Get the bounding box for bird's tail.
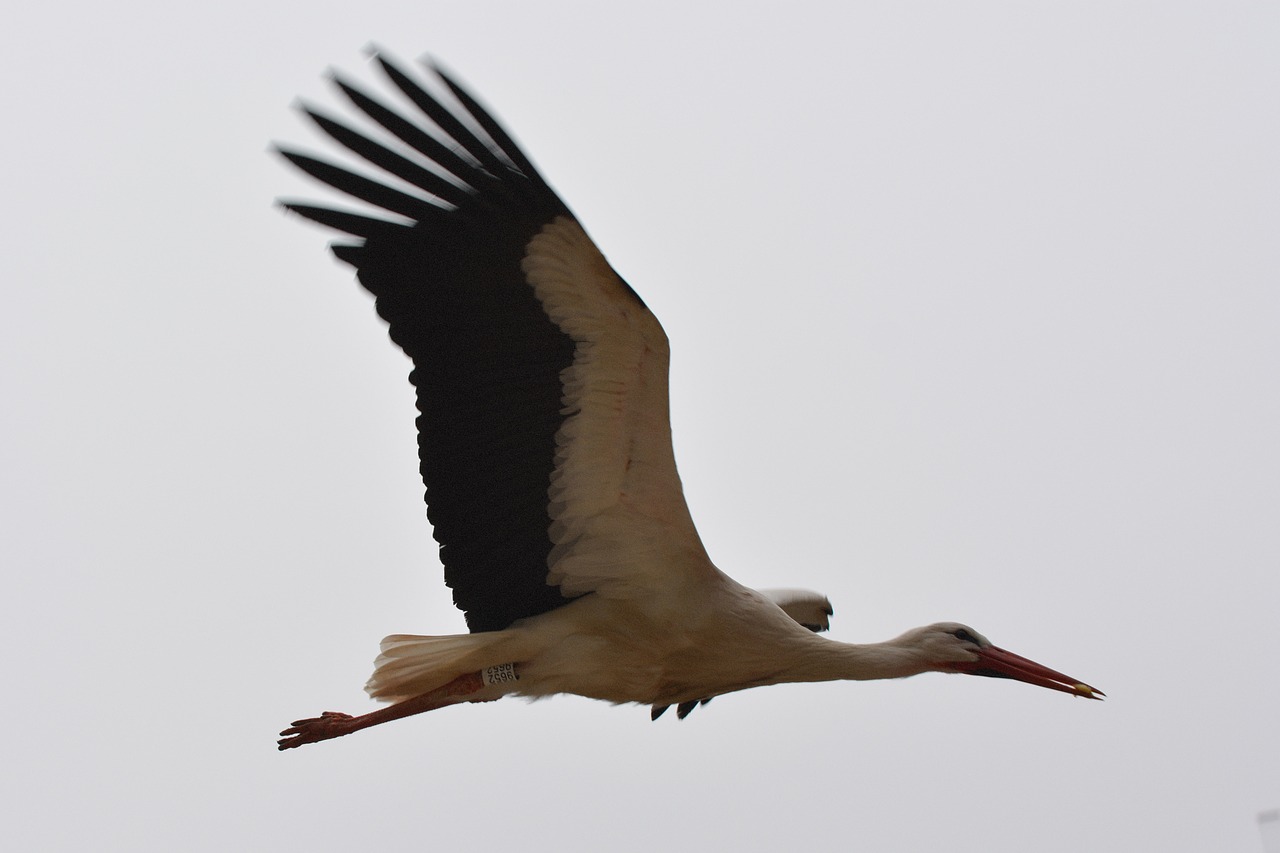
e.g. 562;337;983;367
365;633;508;702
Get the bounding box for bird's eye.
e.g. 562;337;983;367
952;628;979;644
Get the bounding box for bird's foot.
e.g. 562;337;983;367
277;671;494;752
277;711;355;751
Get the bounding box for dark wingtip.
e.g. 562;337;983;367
650;705;668;721
328;70;357;95
294;100;325;127
425;56;456;86
372;52;404;81
274;145;309;168
331;243;364;266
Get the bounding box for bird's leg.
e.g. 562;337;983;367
277;671;486;751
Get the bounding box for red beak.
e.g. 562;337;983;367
952;646;1104;699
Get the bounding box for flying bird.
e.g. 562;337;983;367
275;54;1102;751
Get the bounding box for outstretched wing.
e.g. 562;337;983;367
277;55;711;632
760;588;834;633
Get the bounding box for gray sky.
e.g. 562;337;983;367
3;2;1277;851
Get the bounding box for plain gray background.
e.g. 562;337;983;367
3;2;1277;851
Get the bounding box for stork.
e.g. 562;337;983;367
275;54;1102;751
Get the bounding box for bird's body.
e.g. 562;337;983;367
371;578;836;709
275;54;1100;750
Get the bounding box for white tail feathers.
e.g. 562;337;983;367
365;633;506;702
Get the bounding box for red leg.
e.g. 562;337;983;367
278;671;486;750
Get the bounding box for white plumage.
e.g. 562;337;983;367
275;54;1100;751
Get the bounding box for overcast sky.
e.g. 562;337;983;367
3;2;1277;851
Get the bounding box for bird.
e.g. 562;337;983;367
274;53;1102;751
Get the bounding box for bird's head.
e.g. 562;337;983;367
905;622;1103;699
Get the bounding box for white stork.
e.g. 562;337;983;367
275;55;1101;750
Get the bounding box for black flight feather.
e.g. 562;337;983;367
279;54;581;633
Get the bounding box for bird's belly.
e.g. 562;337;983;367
509;631;678;704
508;620;791;706
647;645;790;705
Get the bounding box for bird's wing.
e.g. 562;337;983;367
278;56;713;632
759;588;834;632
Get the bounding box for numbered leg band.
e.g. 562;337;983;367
482;663;518;686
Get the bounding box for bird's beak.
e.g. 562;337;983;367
952;646;1104;699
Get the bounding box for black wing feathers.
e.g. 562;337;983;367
277;203;396;239
299;106;472;207
377;58;510;176
280;55;579;633
280;150;435;220
433;65;551;191
331;75;481;183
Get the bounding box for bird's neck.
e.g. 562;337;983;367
785;635;930;684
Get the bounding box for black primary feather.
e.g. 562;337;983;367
278;55;582;633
